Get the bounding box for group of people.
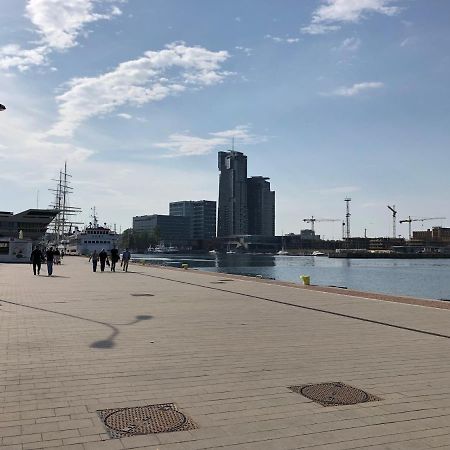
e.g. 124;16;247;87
89;248;131;273
30;246;132;276
29;246;60;276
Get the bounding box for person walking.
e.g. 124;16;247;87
30;246;43;275
46;247;55;276
110;247;119;272
122;248;131;272
99;248;108;272
89;250;99;272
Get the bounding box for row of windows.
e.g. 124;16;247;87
83;240;111;244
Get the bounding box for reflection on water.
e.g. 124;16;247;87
132;253;450;301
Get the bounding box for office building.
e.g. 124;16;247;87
217;151;248;237
133;214;190;245
170;200;216;240
247;176;275;236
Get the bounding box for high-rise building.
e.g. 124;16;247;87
247;176;275;236
218;151;248;237
169;200;216;240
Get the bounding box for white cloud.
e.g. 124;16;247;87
302;0;401;34
265;35;300;44
337;37;361;52
155;125;266;157
117;113;132;119
0;44;48;71
235;46;252;56
326;81;384;96
0;0;123;71
49;42;231;137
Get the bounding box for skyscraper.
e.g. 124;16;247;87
247;176;275;236
218;151;248;237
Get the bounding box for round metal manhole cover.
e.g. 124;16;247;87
103;404;188;436
297;382;371;406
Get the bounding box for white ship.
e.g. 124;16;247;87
66;209;118;256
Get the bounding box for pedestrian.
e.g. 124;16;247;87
30;246;43;275
89;250;98;272
99;248;108;272
46;247;55;276
110;246;119;272
122;248;131;272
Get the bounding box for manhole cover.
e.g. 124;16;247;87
289;382;380;407
130;293;154;297
98;403;197;438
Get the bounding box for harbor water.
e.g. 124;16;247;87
132;253;450;301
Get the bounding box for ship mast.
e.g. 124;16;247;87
49;162;82;244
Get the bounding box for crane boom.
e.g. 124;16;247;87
303;216;341;233
399;216;446;239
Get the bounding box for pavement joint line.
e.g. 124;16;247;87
133;271;450;341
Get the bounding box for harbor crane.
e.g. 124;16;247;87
303;216;341;233
387;205;398;238
399;216;446;240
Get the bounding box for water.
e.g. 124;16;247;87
132;253;450;301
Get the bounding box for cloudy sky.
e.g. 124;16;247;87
1;0;449;238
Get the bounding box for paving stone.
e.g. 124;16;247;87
1;258;450;449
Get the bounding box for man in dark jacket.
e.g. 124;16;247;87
110;247;119;272
46;247;55;276
99;249;108;272
30;246;43;275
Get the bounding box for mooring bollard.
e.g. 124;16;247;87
300;275;311;285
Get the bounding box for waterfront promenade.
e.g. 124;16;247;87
1;258;450;450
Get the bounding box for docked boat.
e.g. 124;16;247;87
311;251;326;256
65;213;118;256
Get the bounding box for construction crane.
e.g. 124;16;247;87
303;216;341;233
387;205;398;238
399;216;446;240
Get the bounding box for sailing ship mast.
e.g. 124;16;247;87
49;162;82;244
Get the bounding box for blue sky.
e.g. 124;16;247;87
1;0;449;238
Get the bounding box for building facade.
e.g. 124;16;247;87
218;151;248;237
133;214;190;245
169;200;216;240
0;209;58;241
247;176;275;236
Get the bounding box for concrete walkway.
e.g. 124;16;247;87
1;257;450;450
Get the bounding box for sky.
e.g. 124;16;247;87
1;0;449;238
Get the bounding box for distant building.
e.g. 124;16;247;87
413;227;450;244
0;209;58;241
170;200;216;240
218;151;248;237
218;150;276;238
247;177;275;236
133;214;190;245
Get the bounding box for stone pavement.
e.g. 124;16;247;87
1;257;450;450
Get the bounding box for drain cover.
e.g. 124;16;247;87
289;382;380;407
130;293;154;297
98;403;197;438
